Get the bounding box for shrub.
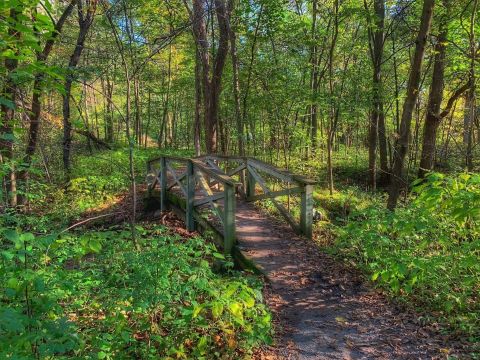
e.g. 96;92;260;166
332;173;480;340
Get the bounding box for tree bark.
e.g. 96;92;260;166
228;0;244;156
1;8;20;207
367;0;385;190
418;12;447;178
63;0;96;180
464;0;477;171
207;0;230;154
194;45;202;155
387;0;435;210
310;0;319;153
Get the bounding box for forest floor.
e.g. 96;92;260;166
233;202;472;360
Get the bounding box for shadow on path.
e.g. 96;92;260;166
235;201;468;360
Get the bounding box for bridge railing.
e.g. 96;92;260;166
196;155;316;238
147;155;239;254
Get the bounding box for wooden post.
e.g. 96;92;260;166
186;160;195;231
300;184;313;239
246;160;256;200
223;183;236;255
160;157;167;211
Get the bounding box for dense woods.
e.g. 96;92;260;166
1;0;479;358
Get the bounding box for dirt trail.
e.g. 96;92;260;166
235;201;468;359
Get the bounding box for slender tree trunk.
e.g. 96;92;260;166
378;102;389;185
387;0;435;210
464;0;477;171
104;73;114;142
228;0;244;156
367;0;385;190
327;0;339;195
194;45;202;155
418;11;447;178
63;0;96;180
310;0;319;153
241;4;263;155
1;8;19;207
134;77;141;145
144;88;151;148
191;0;212;152
159;41;173;148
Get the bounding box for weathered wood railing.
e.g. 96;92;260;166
147;154;316;254
147;155;239;254
196;155;316;238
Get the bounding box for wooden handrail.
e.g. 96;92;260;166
191;159;240;187
147;153;315;242
200;154;316;186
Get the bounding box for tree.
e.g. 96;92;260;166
1;7;20;207
388;0;435;210
228;0;244;156
63;0;97;179
418;0;471;178
18;0;77;205
188;0;230;153
366;0;386;190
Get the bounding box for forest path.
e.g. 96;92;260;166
235;201;462;359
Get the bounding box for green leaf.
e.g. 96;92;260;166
228;302;243;323
0;97;15;109
193;304;204;318
6;277;19;290
211;302;223;319
3;229;19;242
20;232;34;242
89;239;102;253
212;252;225;259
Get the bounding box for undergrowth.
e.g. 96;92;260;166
0;223;272;359
0;148;272;359
330;173;480;345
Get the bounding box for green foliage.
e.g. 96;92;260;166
332;173;480;340
0;224;272;359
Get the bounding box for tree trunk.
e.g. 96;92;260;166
367;0;385;190
310;0;319;153
206;0;230;154
134;77;141;145
194;45;202;155
0;8;19;207
418;13;447;178
228;0;244;156
326;0;339;195
378;102;389;185
464;0;477;171
104;73;114;142
191;0;212;152
387;0;435;210
63;0;96;180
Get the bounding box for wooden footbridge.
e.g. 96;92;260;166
146;155;316;257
